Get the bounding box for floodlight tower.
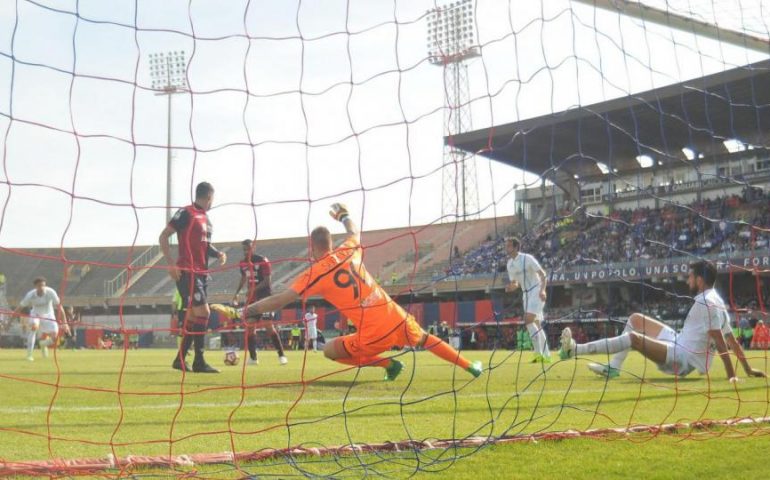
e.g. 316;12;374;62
148;51;188;225
426;0;480;220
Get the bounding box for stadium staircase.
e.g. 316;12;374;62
103;245;163;298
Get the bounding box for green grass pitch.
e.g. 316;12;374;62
1;347;769;478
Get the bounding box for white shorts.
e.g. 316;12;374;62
656;325;695;377
522;290;544;320
28;317;59;336
306;323;318;340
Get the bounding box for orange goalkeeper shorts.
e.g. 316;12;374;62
340;314;424;358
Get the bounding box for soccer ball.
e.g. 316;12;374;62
223;350;240;366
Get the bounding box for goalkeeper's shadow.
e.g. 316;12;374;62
305;379;383;388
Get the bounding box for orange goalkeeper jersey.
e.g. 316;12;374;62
290;235;408;335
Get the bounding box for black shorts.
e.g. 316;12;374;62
176;273;208;307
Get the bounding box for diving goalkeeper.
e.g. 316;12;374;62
241;204;483;380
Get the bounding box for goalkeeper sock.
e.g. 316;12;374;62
271;330;285;356
423;334;471;370
575;333;631;356
335;355;391;368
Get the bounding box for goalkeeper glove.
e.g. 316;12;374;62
329;203;350;223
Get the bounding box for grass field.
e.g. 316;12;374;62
1;347;769;478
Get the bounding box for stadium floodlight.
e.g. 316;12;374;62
426;0;479;66
426;0;480;219
149;50;187;92
148;51;188;225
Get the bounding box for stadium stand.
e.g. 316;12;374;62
0;218;512;303
442;188;770;278
0;246;143;300
360;216;514;283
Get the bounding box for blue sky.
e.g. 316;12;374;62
0;0;766;248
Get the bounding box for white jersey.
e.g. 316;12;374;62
677;288;732;374
20;287;60;321
304;312;318;338
506;253;543;294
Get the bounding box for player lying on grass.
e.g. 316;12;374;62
559;260;765;382
241;203;483;381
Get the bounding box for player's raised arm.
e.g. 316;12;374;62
330;203;359;242
243;289;299;319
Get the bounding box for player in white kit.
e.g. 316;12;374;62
12;277;67;361
505;237;551;363
304;305;319;352
559;261;765;382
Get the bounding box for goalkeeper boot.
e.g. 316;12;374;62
587;362;620;379
384;359;404;381
467;360;483;378
558;327;576;360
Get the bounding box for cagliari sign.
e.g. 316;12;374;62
547;255;770;285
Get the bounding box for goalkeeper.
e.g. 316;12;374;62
242;204;482;380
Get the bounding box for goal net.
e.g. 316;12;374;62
0;0;769;477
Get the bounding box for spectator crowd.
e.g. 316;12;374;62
445;188;770;279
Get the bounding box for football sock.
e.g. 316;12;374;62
192;317;208;363
576;333;631;356
179;334;193;358
26;331;36;357
271;330;285;357
247;333;258;361
610;323;634;369
526;322;548;356
423;334;471;370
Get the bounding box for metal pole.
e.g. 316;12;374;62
165;92;172;226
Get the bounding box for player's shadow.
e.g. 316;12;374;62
305;379;382;388
639;376;703;384
2;370;166;377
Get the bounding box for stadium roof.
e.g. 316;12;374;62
449;58;770;193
